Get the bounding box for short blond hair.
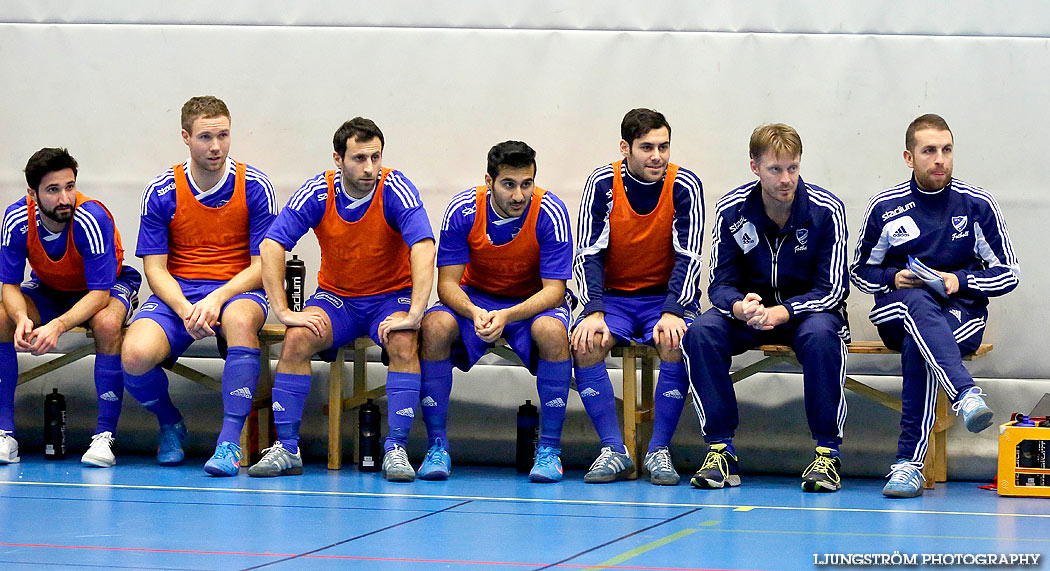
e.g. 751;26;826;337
749;123;802;162
181;96;230;133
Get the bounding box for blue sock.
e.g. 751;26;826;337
817;442;840;455
384;371;420;452
218;346;260;445
649;361;688;451
536;359;571;448
123;367;181;426
574;362;624;451
272;372;311;454
93;353;124;434
0;343;17;432
420;359;453;446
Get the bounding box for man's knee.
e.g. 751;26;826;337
281;326;324;363
121;335;162;376
220;303;264;344
420;312;457;359
532;317;569;360
385;330;419;366
90;309;126;352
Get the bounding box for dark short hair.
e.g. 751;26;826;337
620;108;671;147
333;117;385;157
25;147;78;191
181;96;230;133
906;114;952;152
486;141;537;180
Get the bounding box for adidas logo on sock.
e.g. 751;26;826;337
580;388;600;398
99;391;120;402
421;396;438;407
545;398;566;408
662;389;684;400
141;399;158;407
229;387;253;399
272;401;286;412
395;408;415;418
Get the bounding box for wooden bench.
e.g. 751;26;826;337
620;340;994;488
16;325;283;463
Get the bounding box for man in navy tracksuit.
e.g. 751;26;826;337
684;124;850;493
850;114;1019;498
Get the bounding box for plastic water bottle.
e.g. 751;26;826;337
516;400;539;472
44;388;66;460
285;255;306;312
359;399;381;472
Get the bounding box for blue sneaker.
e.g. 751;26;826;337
157;421;187;466
204;441;242;476
882;460;925;498
953;386;993;433
529;446;563;483
418;438;451;481
691;443;740;489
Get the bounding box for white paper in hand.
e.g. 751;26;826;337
907;256;948;298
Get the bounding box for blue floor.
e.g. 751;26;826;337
0;456;1047;570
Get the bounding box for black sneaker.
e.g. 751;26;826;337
690;443;740;489
801;446;841;493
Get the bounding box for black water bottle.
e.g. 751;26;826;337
285;254;306;312
359;399;382;472
516;400;539;472
44;388;66;460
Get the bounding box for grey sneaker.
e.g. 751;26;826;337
643;447;680;486
382;445;416;482
584;446;634;483
952;386;994;433
247;442;303;477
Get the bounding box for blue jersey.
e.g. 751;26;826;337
437;187;572;280
575;161;704;317
1;197;120;290
708;178;849;320
850;177;1019;305
137;156;277;258
265;169;433;250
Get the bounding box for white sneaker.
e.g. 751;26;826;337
0;430;20;464
81;432;116;467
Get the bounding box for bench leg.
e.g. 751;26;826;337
922;387;950;488
621;348;639;479
350;341;369;468
328;348;345;470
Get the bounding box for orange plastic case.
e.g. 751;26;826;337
997;421;1050;497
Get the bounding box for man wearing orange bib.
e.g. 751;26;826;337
573;109;705;485
122;96;277;473
251;118;435;481
0;148;141;466
418;141;574;482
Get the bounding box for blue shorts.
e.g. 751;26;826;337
131;277;268;360
306;287;412;362
427;286;571;374
573;293;697;346
22;265;142;325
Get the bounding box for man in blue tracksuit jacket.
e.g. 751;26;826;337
684;124;850;493
850;114;1019;498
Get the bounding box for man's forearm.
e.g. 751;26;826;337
407;240;436;319
143;260;192;316
501;281;565;324
52;289;110;330
1;283;30;322
260;239;289;314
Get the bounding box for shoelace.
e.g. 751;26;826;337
214;445;236;460
91;432;114;446
535;448;558;467
388;448;411;469
589;447;617;470
951;387;987;415
424;445;446;464
806;455;838;478
648;449;674;472
700;450;728;475
886;463;925;484
260;442;287;462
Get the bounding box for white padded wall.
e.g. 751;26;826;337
1;3;1047;381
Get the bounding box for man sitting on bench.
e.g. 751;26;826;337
252;118;435;481
121;96;277;474
0;148;141;467
418;141;573;482
850;114;1020;498
684;124;850;493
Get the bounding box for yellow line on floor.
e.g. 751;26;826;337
694;526;1050;543
587;528;698;570
1;479;1046;520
